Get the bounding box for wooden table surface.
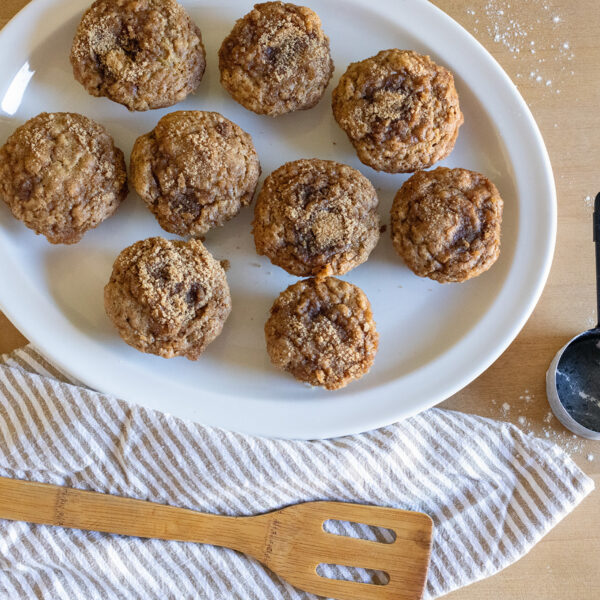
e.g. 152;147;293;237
1;0;598;598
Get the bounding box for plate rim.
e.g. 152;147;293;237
0;0;557;439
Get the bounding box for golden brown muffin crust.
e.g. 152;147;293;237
131;111;260;236
253;159;380;276
0;112;127;244
332;49;463;173
265;277;378;390
391;167;503;283
219;1;334;116
104;237;231;359
70;0;206;111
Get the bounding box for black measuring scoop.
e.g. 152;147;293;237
546;192;600;439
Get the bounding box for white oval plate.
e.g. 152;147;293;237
0;0;555;439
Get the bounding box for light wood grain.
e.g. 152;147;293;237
0;0;26;28
0;312;26;352
0;476;433;600
0;1;598;599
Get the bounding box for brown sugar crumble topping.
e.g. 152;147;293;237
70;0;206;111
332;49;463;173
219;1;334;116
265;277;378;390
391;167;503;283
131;111;260;236
253;159;380;277
0;112;127;244
104;237;231;359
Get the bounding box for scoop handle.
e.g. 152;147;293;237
594;193;600;328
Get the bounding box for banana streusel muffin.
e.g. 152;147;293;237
253;159;380;276
70;0;206;111
391;167;503;283
131;111;260;236
218;1;334;116
104;237;231;359
332;49;463;173
265;277;378;390
0;112;127;244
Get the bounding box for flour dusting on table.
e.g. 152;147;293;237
494;389;592;458
464;0;574;95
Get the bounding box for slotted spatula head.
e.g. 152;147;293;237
260;501;433;600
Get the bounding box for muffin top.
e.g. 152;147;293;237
391;167;503;283
332;49;463;173
253;159;380;276
219;1;334;116
70;0;206;111
104;237;231;359
0;112;127;244
131;111;260;236
265;277;378;389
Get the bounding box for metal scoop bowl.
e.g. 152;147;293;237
546;192;600;440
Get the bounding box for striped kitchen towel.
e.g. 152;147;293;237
0;346;594;600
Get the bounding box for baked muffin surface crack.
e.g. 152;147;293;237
265;277;378;389
104;237;231;359
391;167;503;283
0;112;127;244
332;49;463;173
70;0;206;111
219;1;334;116
253;159;380;276
131;111;260;236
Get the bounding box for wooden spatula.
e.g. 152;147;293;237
0;476;433;600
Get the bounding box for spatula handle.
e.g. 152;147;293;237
0;477;267;558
